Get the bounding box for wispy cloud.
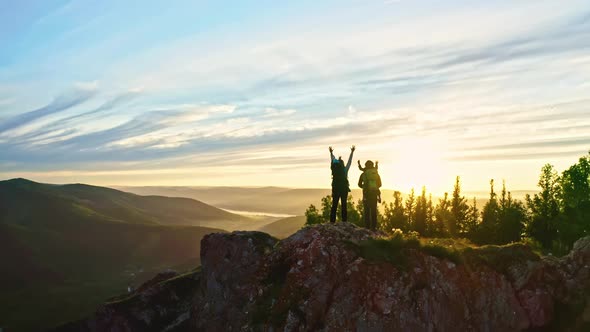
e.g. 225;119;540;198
1;1;590;189
263;108;297;118
0;86;97;135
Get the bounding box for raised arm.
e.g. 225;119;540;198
345;145;355;171
329;146;336;163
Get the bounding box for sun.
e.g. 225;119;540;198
382;136;451;193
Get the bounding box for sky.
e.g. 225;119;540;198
0;0;589;193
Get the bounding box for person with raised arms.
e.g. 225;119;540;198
329;145;355;223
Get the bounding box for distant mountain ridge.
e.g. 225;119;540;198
0;178;234;331
118;186;538;216
1;178;246;228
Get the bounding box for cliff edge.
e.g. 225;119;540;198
55;223;590;331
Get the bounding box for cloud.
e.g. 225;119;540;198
0;98;13;107
451;150;587;162
2;3;590;188
430;10;590;71
263;108;296;118
0;86;97;134
0;100;409;168
462;137;590;153
12;90;142;143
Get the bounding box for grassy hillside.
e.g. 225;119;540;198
1;178;249;229
0;178;226;331
257;215;306;239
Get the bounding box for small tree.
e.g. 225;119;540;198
526;164;561;249
412;187;428;235
496;181;527;244
479;179;500;244
560;152;590;210
451;176;469;237
308;194;363;225
434;192;451;237
560;152;590;244
320;195;332;222
426;193;435;236
381;191;406;233
346;195;362;226
464;197;479;240
405;188;416;231
305;204;323;225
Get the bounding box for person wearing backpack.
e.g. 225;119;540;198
358;160;382;230
358;160;381;203
329;145;355;223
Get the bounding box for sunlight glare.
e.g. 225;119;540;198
384;136;451;193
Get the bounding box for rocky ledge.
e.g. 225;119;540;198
55;223;590;331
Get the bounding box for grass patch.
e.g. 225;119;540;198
461;243;540;275
345;233;420;269
421;244;462;264
346;233;466;269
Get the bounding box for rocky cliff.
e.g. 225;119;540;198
55;223;590;331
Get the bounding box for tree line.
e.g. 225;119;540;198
306;151;590;254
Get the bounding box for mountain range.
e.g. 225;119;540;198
0;178;267;331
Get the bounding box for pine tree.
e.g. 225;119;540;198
426;193;435;236
526;164;562;249
464;197;479;239
405;188;416;231
450;176;469;237
479;179;500;244
497;181;526;244
413;186;428;235
434;192;451;237
381;191;406;232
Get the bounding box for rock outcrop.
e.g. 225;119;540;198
55;223;590;331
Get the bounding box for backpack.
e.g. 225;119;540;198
363;168;380;191
331;160;349;192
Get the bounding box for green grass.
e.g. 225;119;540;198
420;244;462;264
345;232;422;269
345;233;538;270
461;243;540;275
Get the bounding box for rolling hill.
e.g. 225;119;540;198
1;178;252;229
0;178;235;331
257;215;306;239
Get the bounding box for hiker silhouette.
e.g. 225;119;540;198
358;160;382;230
358;160;381;204
329;145;355;223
